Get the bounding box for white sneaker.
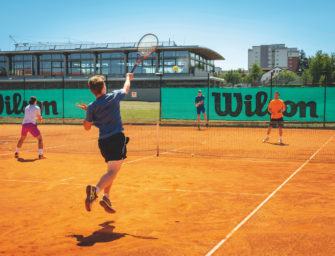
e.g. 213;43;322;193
279;138;283;144
262;137;269;143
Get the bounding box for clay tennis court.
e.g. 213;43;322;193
0;123;334;255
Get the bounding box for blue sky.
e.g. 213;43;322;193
1;0;334;70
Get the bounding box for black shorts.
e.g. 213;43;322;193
269;117;284;128
197;106;205;114
98;132;129;162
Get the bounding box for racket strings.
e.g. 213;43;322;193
137;35;158;56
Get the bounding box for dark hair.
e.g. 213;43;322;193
88;75;105;96
29;96;37;105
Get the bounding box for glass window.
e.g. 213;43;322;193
12;54;33;76
175;51;188;57
53;54;63;60
0;56;8;76
40;54;64;76
176;57;188;66
40;54;51;60
52;68;63;75
68;53;81;59
190;59;195;67
164;66;174;73
128;52;138;58
81;53;94;59
164;59;175;66
97;52;125;75
40;68;51;75
143;59;153;66
41;62;51;68
163;51;176;57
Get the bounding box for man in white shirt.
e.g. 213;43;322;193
15;96;46;159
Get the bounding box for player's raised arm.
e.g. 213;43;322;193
123;73;133;95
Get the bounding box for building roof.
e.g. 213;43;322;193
0;41;224;60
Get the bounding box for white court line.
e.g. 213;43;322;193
59;177;74;182
205;135;334;256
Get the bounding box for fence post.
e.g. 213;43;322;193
159;75;162;121
207;73;210;122
23;76;26;102
323;75;327;128
270;71;273;100
62;76;65;124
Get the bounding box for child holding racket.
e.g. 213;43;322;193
77;73;133;214
15;96;47;160
262;91;286;144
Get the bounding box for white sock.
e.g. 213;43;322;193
103;193;109;199
16;147;19;153
280;136;282;140
265;135;269;139
39;149;43;155
95;186;100;194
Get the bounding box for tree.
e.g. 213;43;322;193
296;50;309;75
242;74;254;84
249;63;263;84
223;70;242;85
277;70;297;85
236;68;247;77
308;51;334;84
301;70;313;85
319;74;326;86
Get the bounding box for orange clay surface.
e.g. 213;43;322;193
0;124;334;256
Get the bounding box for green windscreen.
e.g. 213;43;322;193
162;87;335;122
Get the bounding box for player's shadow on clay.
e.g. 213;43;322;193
17;157;39;162
266;142;289;146
68;221;158;247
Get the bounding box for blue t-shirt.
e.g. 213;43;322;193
195;96;205;108
85;89;125;140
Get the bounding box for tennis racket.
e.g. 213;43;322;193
195;100;204;107
130;33;159;74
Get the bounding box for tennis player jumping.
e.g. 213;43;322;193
263;91;286;144
15;96;47;159
77;73;133;214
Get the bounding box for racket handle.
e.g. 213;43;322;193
130;64;137;74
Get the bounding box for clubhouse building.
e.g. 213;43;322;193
0;40;225;101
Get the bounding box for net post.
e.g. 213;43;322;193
156;121;160;157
